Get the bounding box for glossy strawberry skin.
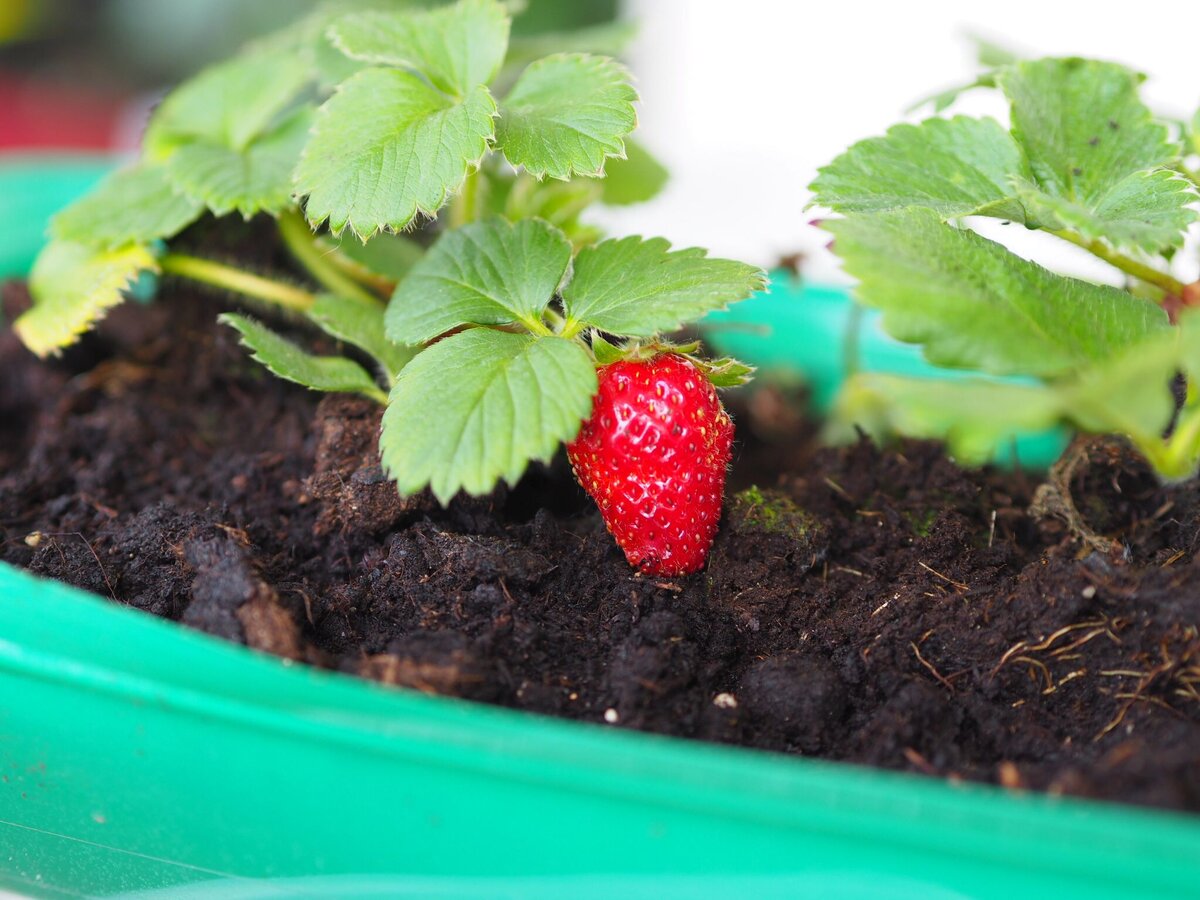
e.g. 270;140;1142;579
567;353;733;576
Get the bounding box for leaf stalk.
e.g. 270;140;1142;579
159;253;316;312
1048;229;1186;298
278;210;384;306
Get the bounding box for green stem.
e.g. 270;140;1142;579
448;169;482;228
321;249;398;297
518;315;553;337
159;253;315;312
278;210;383;306
1049;229;1185;298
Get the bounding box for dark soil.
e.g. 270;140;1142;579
3;261;1199;814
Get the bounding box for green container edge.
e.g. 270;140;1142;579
1;159;1197;898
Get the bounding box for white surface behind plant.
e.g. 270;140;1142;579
591;0;1200;286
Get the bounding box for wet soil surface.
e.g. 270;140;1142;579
2;272;1199;814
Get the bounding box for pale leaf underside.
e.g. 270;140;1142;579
825;210;1171;378
219;313;386;402
16;240;158;357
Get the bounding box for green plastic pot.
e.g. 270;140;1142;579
2;159;1198;898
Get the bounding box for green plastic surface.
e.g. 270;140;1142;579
2;160;1198;898
0;156;119;280
2;566;1199;898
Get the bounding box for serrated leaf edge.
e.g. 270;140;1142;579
498;52;639;183
293;69;499;241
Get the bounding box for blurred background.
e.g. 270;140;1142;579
1;0;1198;283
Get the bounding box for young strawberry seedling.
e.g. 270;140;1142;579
811;55;1200;479
16;0;764;576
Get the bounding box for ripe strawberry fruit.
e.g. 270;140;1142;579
567;353;734;576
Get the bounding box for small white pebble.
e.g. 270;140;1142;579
713;692;738;710
1081;585;1097;599
603;708;619;724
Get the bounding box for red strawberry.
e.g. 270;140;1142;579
567;353;734;576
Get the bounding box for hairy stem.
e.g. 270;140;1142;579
278;210;383;306
159;253;315;312
319;246;398;297
1049;229;1186;298
448;169;482;228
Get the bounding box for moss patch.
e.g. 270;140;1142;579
728;485;822;545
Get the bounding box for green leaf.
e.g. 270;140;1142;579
1062;325;1186;445
1191;105;1200;155
589;332;623;364
295;67;496;238
998;58;1192;252
971;35;1020;68
562;235;767;337
906;74;997;115
329;0;510;95
387;217;572;344
379;329;597;502
836;326;1187;470
824;210;1170;378
50;163;204;250
1014;169;1198;256
599;138;668;206
495;53;637;180
144;47;311;159
836;375;1063;464
700;357;755;388
164;107;315;219
218;313;387;403
15;241;157;357
1000;59;1174;202
809;116;1031;220
308;293;417;380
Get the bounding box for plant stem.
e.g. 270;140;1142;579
159;253;316;312
277;210;383;306
321;249;398;297
448;169;482;228
1049;229;1186;297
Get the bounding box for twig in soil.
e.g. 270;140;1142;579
902;747;938;775
917;561;969;591
988;510;997;549
911;638;957;692
1009;655;1054;692
39;532;117;601
1161;549;1187;567
990;617;1123;696
1094;646;1180;741
831;565;868;578
822;477;852;500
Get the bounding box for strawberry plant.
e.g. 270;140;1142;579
811;56;1200;479
15;0;764;576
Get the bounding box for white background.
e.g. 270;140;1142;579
593;0;1200;285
